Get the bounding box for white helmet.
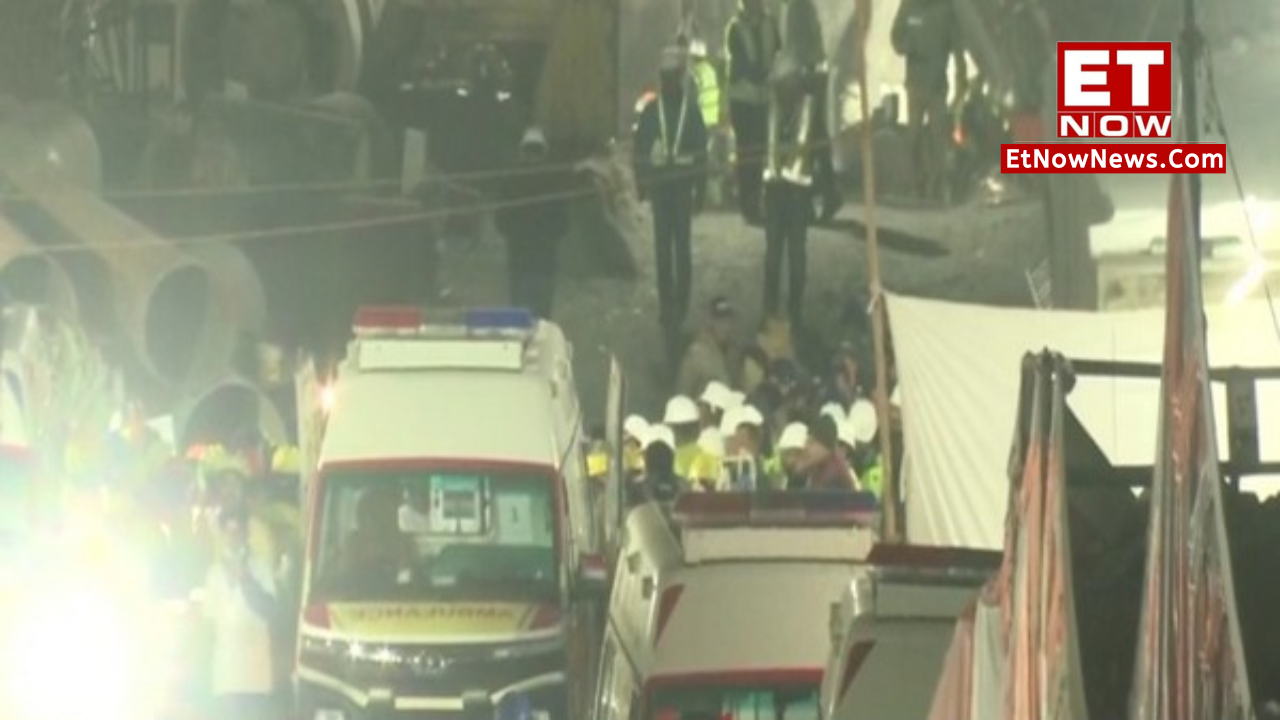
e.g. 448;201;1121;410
837;420;858;449
719;404;764;437
776;422;809;452
689;39;709;57
699;381;733;411
623;414;650;442
819;402;846;423
723;390;747;411
663;395;701;425
849;399;879;444
644;424;676;450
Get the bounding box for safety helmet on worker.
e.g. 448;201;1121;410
663;395;700;425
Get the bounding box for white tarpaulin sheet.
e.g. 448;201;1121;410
887;293;1280;549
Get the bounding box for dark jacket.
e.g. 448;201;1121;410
496;163;573;244
633;86;708;195
725;12;781;102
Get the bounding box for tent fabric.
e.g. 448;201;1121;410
924;354;1086;720
970;598;1005;720
1128;173;1253;719
886;293;1280;549
928;599;977;720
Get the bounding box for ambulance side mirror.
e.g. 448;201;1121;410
574;552;610;600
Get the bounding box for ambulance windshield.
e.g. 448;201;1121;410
311;467;559;603
649;685;820;720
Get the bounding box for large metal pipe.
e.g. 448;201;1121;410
0;214;79;318
176;375;289;450
0;105;261;389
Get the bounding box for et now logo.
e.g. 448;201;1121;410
1057;42;1173;139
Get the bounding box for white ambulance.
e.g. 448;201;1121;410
295;306;615;720
820;545;1000;720
593;491;879;720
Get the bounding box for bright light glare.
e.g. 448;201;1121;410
320;383;338;413
1226;258;1268;306
4;586;152;720
1243;194;1273;237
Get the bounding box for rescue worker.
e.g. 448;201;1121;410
778;0;842;219
641;426;683;504
766;421;809;489
634;46;708;348
204;505;280;720
496;126;573;319
891;0;968;202
623;414;650;480
725;0;780;224
804;415;858;490
663;395;703;479
677;296;738;397
825;341;866;407
686;37;727;209
697;379;734;428
762;53;816;331
721;404;766;490
848;399;883;499
690;426;726;491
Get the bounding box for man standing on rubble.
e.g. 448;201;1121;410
496;126;572;319
891;0;967;202
725;0;780;225
779;0;843;220
634;46;708;351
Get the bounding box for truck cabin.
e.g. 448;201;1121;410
822;544;1001;720
623;492;878;719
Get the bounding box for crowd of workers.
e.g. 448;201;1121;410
593;291;900;508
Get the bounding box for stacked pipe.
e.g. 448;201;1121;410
0;103;284;446
0;214;79;318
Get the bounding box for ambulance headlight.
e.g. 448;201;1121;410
3;583;152;720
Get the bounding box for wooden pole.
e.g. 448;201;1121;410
854;0;900;543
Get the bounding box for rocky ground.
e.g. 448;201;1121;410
432;193;1045;421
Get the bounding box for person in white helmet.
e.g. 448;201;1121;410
634;45;708;350
848;399;882;499
496;125;572;319
640;425;682;504
721;404;766;490
690;426;727;491
622;414;650;479
766;420;808;489
662;395;703;478
697;380;733;428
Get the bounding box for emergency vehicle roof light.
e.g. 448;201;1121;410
672;491;879;528
352;306;536;338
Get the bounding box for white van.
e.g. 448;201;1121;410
294;306;615;720
594;491;879;720
820;545;1000;720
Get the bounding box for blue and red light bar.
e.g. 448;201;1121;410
352;305;536;336
672;491;880;528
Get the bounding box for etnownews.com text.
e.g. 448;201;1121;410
1000;143;1227;174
